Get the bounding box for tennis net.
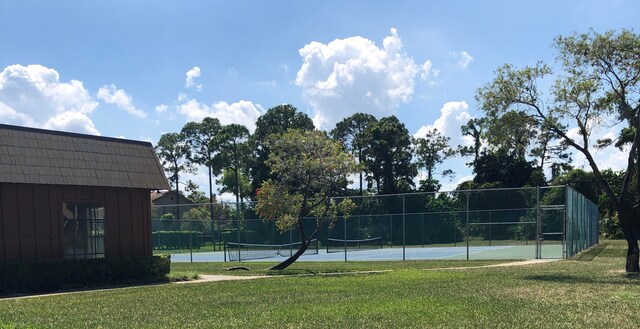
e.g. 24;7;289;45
226;239;319;261
326;237;383;253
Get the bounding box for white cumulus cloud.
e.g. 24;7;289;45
43;111;100;135
420;60;440;83
185;66;202;91
296;28;421;129
448;51;474;69
0;64;100;135
413;101;472;148
178;99;263;133
97;84;147;118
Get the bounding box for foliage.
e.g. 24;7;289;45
459;117;488;165
183;180;208;204
477;29;640;271
159;212;175;220
217;168;252;201
478;29;640;272
256;129;358;269
413;128;455;192
152;231;204;250
486;110;538;159
530;125;572;177
362;115;417;194
249;104;315;196
217;123;251;203
330;113;378;194
181;117;223;204
155;132;193;193
472;149;536;188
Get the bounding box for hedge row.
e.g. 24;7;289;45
152;231;203;249
0;255;170;294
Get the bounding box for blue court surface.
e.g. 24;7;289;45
169;244;563;262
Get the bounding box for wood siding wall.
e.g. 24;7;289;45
0;183;151;263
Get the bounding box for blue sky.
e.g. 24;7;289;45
1;0;638;195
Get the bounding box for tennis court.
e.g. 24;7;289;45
169;243;564;262
154;186;598;263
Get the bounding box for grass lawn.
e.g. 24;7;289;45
1;240;638;328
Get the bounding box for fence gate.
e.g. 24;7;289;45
537;204;566;259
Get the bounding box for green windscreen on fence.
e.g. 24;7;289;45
151;185;599;262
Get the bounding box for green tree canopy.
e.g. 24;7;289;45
181;117;223;220
363;115;416;194
485;110;538;160
249;104;315;197
459;117;488;165
330;113;377;194
413;128;455;192
217;123;251;205
476;29;640;272
256;129;357;270
155;132;194;220
472;149;536;188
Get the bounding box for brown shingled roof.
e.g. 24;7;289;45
0;124;170;190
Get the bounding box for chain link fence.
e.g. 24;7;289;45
151;185;598;262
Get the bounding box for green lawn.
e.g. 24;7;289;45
1;240;638;328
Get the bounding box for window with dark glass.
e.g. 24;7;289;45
62;202;105;259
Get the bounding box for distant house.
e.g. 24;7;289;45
150;190;195;220
0;124;169;263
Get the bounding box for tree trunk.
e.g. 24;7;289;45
619;207;640;273
269;240;311;270
626;236;639;273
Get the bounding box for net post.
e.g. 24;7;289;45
224;241;227;262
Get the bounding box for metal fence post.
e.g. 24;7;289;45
488;211;492;247
236;217;241;262
344;215;347;262
536;186;541;259
466;191;469;261
563;186;568;259
402;195;406;261
421;213;425;247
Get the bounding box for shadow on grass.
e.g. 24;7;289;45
574;243;607;261
524;273;639;285
266;269;318;276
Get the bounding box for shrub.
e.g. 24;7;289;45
0;255;170;294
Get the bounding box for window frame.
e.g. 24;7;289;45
61;201;106;260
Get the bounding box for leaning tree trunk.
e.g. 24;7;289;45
270;214;318;270
269;239;312;270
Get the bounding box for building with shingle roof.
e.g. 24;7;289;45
0;124;169;263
